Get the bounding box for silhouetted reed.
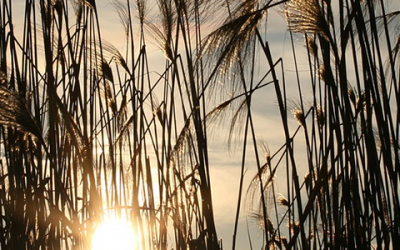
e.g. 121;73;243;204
0;0;398;249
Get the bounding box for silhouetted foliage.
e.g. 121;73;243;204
0;0;398;249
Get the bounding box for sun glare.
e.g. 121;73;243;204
91;218;137;250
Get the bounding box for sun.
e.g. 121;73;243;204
91;218;137;250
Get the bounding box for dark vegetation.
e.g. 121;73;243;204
0;0;399;249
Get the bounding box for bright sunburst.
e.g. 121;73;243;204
91;218;137;250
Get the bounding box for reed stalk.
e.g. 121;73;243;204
0;0;398;249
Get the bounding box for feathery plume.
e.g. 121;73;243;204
315;105;325;128
285;0;331;41
0;74;42;141
291;107;305;126
277;194;290;207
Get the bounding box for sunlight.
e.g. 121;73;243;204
91;218;137;250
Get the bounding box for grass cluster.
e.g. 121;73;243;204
0;0;398;249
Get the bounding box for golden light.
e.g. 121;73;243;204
91;218;137;250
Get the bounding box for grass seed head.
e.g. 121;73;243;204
348;87;356;105
291;108;305;126
277;194;290;207
285;0;331;41
0;80;42;141
305;35;318;57
315;105;325;128
287;221;300;233
318;64;326;82
304;171;312;188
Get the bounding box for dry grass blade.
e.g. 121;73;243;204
200;6;265;87
101;40;131;74
172;117;193;155
277;193;290;207
227;99;247;149
0;78;42;141
205;99;233;130
112;0;131;37
247;163;277;195
284;0;331;41
114;114;135;144
101;59;114;83
135;0;146;24
144;20;174;62
249;212;274;235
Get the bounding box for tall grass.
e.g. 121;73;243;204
0;0;221;249
0;0;399;249
232;0;400;249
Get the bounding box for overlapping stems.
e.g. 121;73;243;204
0;0;399;249
236;0;400;249
0;0;220;249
